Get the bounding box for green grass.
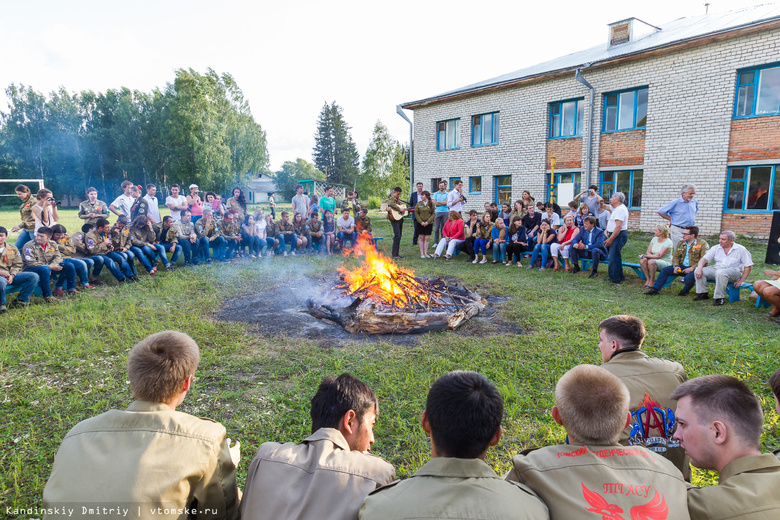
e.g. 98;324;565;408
1;209;779;510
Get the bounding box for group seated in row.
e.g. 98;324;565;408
40;316;780;519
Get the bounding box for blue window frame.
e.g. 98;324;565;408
724;165;779;211
603;87;648;132
469;176;482;194
449;177;461;190
436;119;460;150
494;175;512;204
546;173;582;205
549;99;583;138
600;170;643;209
471;112;499;146
734;64;780;118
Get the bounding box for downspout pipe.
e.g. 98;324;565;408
396;105;414;195
575;68;595;189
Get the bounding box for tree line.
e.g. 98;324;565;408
0;68;269;203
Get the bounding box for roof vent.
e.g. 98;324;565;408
608;17;661;47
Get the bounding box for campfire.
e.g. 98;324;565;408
306;235;486;334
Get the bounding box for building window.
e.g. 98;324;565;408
549;99;583;138
601;170;643;209
436;119;460;150
603;87;648;132
449;177;461;190
547;173;582;205
471;112;499;146
494;175;512;205
469;176;482;194
725;165;779;211
432;178;443;192
735;64;780;117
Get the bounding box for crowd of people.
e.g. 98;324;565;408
38;316;780;519
0;182;373;312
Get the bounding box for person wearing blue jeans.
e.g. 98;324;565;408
50;225;96;291
175;210;201;265
21;227;65;301
154;217;182;270
276;212;297;256
195;208;222;263
527;221;557;271
491;219;507;264
85;219;129;282
604;192;630;284
109;217;140;280
0;227;40;311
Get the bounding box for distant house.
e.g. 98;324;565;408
400;5;780;237
246;173;278;203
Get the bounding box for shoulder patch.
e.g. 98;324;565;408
628;393;680;454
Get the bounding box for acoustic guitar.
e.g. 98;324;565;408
387;202;409;222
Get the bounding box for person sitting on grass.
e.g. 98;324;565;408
240;374;395;520
491;217;507;264
0;226;39;312
42;331;242;519
71;224;103;285
431;211;465;260
527;220;557;271
175;209;201;265
293;212;310;253
505;364;690;520
110;216;145;278
550;214;579;271
506;217;528;268
644;225;708;297
155;216;182;270
22;226;67;302
472;212;493;264
51;224;96;294
639;224;673;289
361;371;550;520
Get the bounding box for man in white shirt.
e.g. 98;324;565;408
604;192;629;284
693;230;753;306
336;208;357;250
109;180;135;218
166;184;188;221
291;184;310;219
446;180;466;214
144;183;161;224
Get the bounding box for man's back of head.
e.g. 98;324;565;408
554;364;630;445
310;373;377;432
599;315;645;351
128;330;200;406
425;370;503;458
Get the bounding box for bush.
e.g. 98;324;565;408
368;196;381;209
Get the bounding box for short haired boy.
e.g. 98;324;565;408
43;331;241;519
361;371;549;520
0;226;39;311
241;373;395;520
506;365;690;520
21;226;67;302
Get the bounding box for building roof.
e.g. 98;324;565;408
246;173;277;192
402;4;780;109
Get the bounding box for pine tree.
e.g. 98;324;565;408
312;102;359;185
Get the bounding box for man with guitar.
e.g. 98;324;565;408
386;186;408;259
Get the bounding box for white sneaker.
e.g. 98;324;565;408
479;258;487;264
283;251;288;257
291;251;296;256
421;254;426;259
472;257;478;264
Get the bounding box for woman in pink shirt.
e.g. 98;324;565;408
187;184;204;223
431;211;465;259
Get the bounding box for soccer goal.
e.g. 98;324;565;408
0;178;46;197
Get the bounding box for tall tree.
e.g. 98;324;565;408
273;158;324;200
360;121;410;199
312;102;359;186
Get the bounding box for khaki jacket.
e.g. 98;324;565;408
240;428;395;520
110;225;133;251
687;454;780;520
293;222;309;237
71;231;90;258
0;244;24;276
414;202;435;226
174;220;197;240
21;240;62;268
77;200;110;225
197;219;222;241
308;219;323;236
340;199;361;217
129;224;156;248
55;235;77;259
671;238;709;267
356;216;372;233
475;223;493;240
277;220;295;235
219;219;241;239
361;457;549;520
602;349;690;479
42;401;240;520
154;223;178;245
18;195;36;231
506;444;690;520
84;230;112;256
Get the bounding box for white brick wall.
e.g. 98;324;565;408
409;28;780;236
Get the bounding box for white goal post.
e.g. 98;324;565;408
0;178;46;196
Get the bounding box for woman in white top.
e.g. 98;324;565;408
639;224;673;288
32;188;59;234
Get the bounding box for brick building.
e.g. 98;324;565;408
400;5;780;237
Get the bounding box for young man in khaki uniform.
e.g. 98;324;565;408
671;375;780;519
240;374;395;520
506;365;690;520
85;218;130;282
43;331;241;519
597;315;690;479
0;226;39;311
21;227;66;302
360;371;549;520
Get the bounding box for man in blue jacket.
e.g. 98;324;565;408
570;216;607;278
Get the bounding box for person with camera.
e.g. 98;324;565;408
31;188;59;235
644;225;709;296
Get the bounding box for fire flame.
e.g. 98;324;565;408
338;233;430;306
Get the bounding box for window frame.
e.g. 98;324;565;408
494;175;512;205
723;164;779;212
546;172;582;205
733;63;780;119
548;98;584;139
469;176;482;194
600;170;643;210
602;87;649;133
436;118;461;151
449;177;461;190
471;112;500;147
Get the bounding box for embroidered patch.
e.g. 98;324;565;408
582;483;668;520
627;393;680;454
24;248;32;255
87;239;95;247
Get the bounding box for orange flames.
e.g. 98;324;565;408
338;233;429;306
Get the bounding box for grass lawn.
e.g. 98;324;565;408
1;208;779;510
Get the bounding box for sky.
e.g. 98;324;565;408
0;0;770;172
